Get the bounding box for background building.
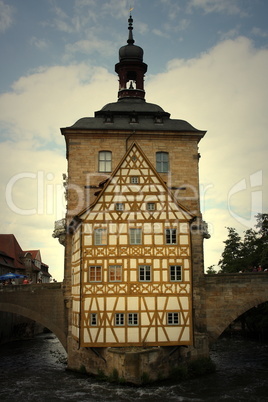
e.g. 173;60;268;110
0;234;51;283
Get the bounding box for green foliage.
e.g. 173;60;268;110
218;227;243;272
140;372;151;384
79;364;87;374
218;213;268;272
96;369;107;381
108;368;126;384
206;265;218;274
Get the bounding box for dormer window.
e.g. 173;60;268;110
130;114;138;123
154;115;163;124
104;114;113;123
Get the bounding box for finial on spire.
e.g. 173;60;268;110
127;9;134;45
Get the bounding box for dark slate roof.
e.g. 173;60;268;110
66;98;205;134
98;98;167;114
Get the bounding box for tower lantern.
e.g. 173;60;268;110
115;14;147;100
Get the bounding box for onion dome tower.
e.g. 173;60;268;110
115;13;147;100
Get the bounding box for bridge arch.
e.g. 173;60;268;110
0;302;67;350
205;273;268;342
0;283;67;350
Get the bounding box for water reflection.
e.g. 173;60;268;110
0;334;268;401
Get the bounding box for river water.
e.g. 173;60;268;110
0;333;268;402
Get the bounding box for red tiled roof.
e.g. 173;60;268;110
0;235;50;277
23;249;41;260
0;234;25;269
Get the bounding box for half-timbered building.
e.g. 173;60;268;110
61;14;209;382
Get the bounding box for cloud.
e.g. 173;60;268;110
0;140;66;281
0;0;15;32
49;3;97;34
152;29;169;38
0;64;116;144
65;37;115;57
187;0;245;16
1;32;267;279
218;28;240;41
30;37;49;50
146;36;268;268
0;62;116;281
251;27;268;38
101;0;130;19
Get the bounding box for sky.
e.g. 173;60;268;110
0;0;267;281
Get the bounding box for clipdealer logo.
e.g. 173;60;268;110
227;170;263;228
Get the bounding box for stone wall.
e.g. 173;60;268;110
0;283;67;350
205;273;268;341
67;334;209;384
65;132;202;220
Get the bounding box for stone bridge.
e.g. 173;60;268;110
0;274;268;348
204;272;268;341
0;282;68;350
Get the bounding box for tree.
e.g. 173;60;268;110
255;213;268;269
255;213;268;241
241;228;259;269
218;213;268;273
218;227;244;273
206;265;217;274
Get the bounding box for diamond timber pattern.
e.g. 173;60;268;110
71;143;194;347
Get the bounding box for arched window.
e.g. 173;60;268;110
156;151;169;173
99;151;112;172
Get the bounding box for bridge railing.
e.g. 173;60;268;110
0;282;63;293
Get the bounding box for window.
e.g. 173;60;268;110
170;265;182;281
94;228;107;245
115;203;124;211
99;151;112;172
89;266;102;282
166;228;177;244
139;265;151;282
167;312;180;325
128;313;138;326
156;152;169;173
129;228;142;245
109;265;122;282
90;313;98;326
130;176;139;184
115;313;124;326
147;202;155;211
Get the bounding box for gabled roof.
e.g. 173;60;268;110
0;235;49;274
77;142;194;222
23;249;41;261
0;234;25;269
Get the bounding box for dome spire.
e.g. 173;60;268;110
127;13;134;45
